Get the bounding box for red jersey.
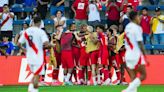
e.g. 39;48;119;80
107;2;120;20
72;0;88;20
60;33;74;51
99;32;108;49
140;15;151;34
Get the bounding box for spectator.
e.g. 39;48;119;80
151;7;164;44
54;10;67;31
0;36;15;56
14;22;29;44
0;4;14;41
37;0;50;19
140;7;152;44
0;0;9;12
119;5;133;30
14;22;29;56
72;0;89;31
29;10;45;29
106;0;121;28
50;0;65;19
88;0;102;28
149;0;159;5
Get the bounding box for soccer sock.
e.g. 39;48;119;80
28;83;34;92
88;70;92;81
64;75;67;82
109;71;112;79
52;69;59;80
33;88;39;92
116;70;121;80
66;73;72;82
103;69;110;81
122;76;126;82
97;74;101;84
92;76;97;85
73;69;78;82
127;78;141;91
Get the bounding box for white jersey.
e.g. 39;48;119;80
18;27;49;65
124;22;145;69
88;4;101;22
0;12;14;31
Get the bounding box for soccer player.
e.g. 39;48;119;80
85;26;100;85
96;25;111;85
108;25;121;85
71;23;80;84
122;11;147;92
74;24;92;85
56;23;75;85
17;17;53;92
51;25;63;86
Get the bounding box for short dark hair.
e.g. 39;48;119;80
69;23;76;30
142;7;148;11
55;10;63;16
96;24;105;31
127;5;133;9
129;11;138;21
33;17;41;24
3;4;8;7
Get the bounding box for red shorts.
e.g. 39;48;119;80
109;55;120;68
90;50;99;65
61;50;74;69
55;52;61;66
79;48;90;66
100;50;109;65
119;50;125;64
72;46;80;66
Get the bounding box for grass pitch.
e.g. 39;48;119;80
0;85;164;92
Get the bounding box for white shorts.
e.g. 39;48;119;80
29;64;45;75
125;53;146;70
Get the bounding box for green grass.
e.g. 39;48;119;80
0;85;164;92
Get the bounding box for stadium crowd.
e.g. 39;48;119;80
0;0;164;86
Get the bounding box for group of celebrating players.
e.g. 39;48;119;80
17;10;147;92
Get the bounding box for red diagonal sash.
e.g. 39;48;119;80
24;32;38;54
124;33;134;50
0;15;10;27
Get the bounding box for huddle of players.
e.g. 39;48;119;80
51;22;127;86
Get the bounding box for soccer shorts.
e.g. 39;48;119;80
79;48;90;66
72;46;80;66
29;64;45;75
125;54;146;70
61;50;74;69
90;50;99;65
109;55;120;68
100;50;109;65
